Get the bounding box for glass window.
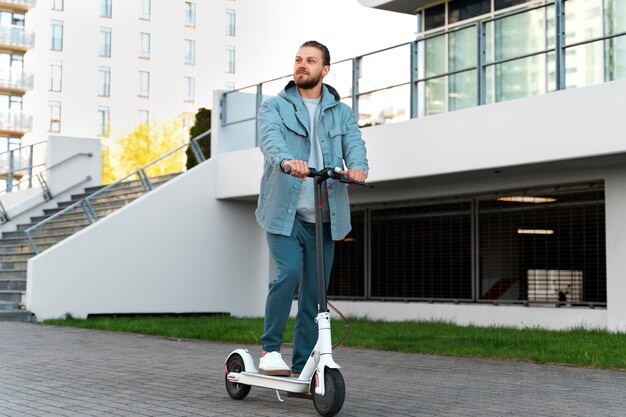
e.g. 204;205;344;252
100;0;112;18
50;62;62;92
449;0;490;24
184;76;194;101
226;9;236;36
140;0;151;19
99;27;111;57
97;106;110;137
12;13;24;26
98;66;110;97
224;81;235;90
225;45;235;73
52;0;64;11
51;20;63;51
139;71;149;97
0;54;23;86
424;4;445;31
139;109;149;125
140;32;150;58
49;101;61;133
495;0;532;11
184;39;195;64
185;2;196;27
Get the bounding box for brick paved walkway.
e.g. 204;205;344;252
1;322;624;416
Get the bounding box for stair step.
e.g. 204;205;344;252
0;252;34;262
29;206;122;224
0;270;26;279
57;189;148;209
4;224;87;239
0;290;24;303
43;199;130;217
0;309;34;322
0;300;20;311
0;278;26;291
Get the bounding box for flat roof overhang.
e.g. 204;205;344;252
358;0;435;14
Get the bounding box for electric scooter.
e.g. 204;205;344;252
224;167;369;417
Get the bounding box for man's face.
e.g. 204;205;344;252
293;46;329;90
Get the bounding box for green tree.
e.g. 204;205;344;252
185;107;211;170
102;119;184;184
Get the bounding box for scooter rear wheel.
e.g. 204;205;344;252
225;353;251;400
312;368;345;417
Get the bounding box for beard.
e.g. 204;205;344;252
294;71;323;90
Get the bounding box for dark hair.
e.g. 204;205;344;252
300;40;331;66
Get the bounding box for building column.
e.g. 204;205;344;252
605;164;626;331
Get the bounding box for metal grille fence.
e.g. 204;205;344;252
328;185;606;307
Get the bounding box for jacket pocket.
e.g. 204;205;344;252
281;115;307;137
329;125;346;163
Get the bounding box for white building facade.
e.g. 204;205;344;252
21;0;238;148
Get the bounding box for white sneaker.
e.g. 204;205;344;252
258;351;291;376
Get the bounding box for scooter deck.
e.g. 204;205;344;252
227;371;310;393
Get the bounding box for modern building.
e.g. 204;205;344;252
10;0;237;172
0;0;35;191
211;0;626;331
25;0;626;333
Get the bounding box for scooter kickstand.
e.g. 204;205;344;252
275;390;284;402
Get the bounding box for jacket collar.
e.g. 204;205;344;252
280;80;341;111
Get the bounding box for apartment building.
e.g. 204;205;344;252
20;0;237;149
0;0;35;190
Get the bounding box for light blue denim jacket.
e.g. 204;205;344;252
255;81;368;240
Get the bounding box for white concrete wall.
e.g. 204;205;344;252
316;302;607;331
605;167;626;332
26;159;269;320
0;135;101;233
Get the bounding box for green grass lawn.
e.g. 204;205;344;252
44;315;626;370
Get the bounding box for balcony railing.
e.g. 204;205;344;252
0;111;32;133
0;0;36;9
0;25;35;50
0;73;33;91
220;0;626;153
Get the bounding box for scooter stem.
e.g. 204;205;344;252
313;175;328;314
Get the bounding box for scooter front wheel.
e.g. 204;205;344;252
225;353;251;400
312;368;345;417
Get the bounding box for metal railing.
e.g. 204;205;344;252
24;130;210;254
0;0;37;7
0;140;46;194
221;0;626;144
0;24;35;49
0;150;94;224
0;73;34;91
0;111;32;133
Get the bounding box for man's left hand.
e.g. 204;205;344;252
342;168;368;183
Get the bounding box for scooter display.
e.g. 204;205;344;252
224;167;369;417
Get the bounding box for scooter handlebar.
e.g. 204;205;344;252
282;165;370;187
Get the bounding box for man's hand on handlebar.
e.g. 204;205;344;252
341;168;368;183
282;160;309;180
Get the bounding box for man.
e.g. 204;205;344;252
255;41;368;376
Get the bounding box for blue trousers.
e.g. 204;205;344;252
261;217;334;374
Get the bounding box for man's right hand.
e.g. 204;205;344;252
282;160;309;180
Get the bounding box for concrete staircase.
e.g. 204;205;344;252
0;173;179;321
